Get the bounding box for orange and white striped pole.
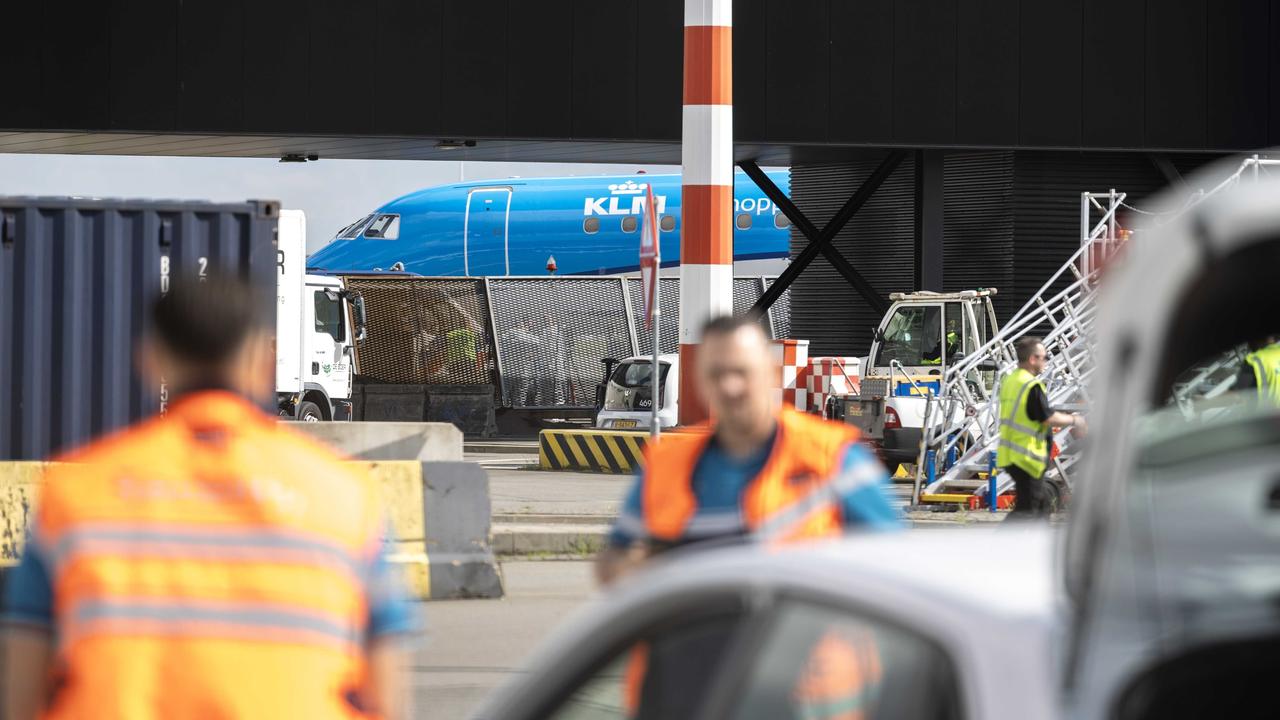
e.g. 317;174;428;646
680;0;733;425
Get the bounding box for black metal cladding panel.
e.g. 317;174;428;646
5;0;1279;154
943;152;1016;318
0;197;278;461
487;278;635;409
342;277;495;387
1005;152;1222;325
789;156;916;358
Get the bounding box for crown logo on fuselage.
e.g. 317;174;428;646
586;181;665;216
607;180;647;196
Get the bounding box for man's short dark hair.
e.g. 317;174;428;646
1015;336;1044;363
152;273;260;365
700;314;768;341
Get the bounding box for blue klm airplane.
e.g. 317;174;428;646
306;169;791;276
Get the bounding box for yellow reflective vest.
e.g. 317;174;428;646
997;367;1049;478
1244;342;1280;405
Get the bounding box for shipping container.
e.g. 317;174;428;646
0;197;279;460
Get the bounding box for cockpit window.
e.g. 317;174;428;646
363;214;400;240
337;214;375;240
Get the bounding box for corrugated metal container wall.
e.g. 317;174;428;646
788;151;1225;357
0;198;279;460
789;156;917;357
943;152;1016;317
1006;152;1221;326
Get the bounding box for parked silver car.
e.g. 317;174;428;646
475;528;1057;720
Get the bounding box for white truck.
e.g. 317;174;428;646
829;289;999;469
275;210;367;421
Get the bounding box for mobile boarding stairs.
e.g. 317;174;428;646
912;155;1279;508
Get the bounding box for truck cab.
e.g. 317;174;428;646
276;210;367;421
835;290;999;466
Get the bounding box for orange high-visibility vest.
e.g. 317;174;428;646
626;408;880;719
34;391;386;720
641;407;862;544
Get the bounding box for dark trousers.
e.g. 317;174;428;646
1005;464;1051;519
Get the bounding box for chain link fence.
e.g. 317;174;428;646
485;278;635;408
343;277;495;385
346;275;793;409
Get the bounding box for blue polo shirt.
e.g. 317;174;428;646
608;435;900;547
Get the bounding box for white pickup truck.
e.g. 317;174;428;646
275;210;366;421
830;289;999;468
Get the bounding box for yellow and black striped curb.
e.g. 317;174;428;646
539;429;648;474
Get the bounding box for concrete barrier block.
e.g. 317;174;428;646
361;460;501;600
0;459;499;602
292;422;463;462
421;461;503;599
1;462;46;562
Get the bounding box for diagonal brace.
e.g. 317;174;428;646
741;152;905;318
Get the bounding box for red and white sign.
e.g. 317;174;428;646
639;183;661;329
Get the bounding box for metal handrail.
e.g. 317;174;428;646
889;360;935;397
916;154;1276;498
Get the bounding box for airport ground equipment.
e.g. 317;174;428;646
828;289;1001;470
275;210;367;421
914;154;1280;508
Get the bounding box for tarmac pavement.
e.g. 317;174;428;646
410;560;597;719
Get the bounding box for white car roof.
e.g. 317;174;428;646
481;528;1058;720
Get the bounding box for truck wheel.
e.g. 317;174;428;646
1045;480;1065;513
298;401;324;422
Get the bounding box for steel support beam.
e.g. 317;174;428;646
742;151;905;318
1148;153;1187;191
914;150;945;291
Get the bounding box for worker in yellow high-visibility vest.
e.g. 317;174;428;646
1237;335;1280;405
998;337;1087;519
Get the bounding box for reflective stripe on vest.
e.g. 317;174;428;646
1246;343;1280;405
36;391;383;720
641;407;862;544
996;368;1049;478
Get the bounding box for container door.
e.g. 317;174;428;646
464;188;512;276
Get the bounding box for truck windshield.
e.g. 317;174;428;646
611;361;671;388
876;306;942;367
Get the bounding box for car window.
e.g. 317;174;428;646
874;305;942;368
314;290;344;342
943;303;963;361
543;603;747;720
610;361;670;389
729;598;963;720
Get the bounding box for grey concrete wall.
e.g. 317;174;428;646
423;462;503;599
289;422;463;462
